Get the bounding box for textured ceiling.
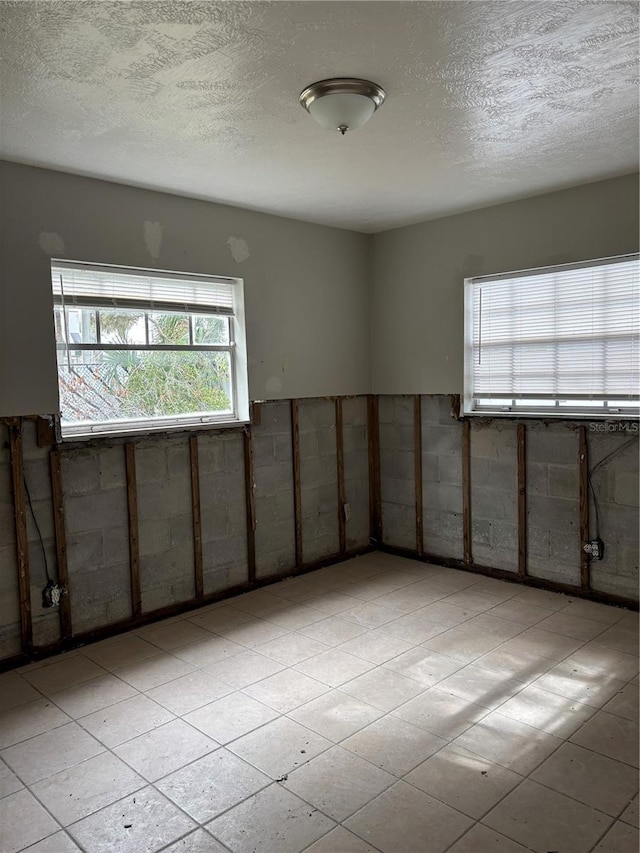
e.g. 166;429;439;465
1;1;638;232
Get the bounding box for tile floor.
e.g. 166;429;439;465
0;552;638;853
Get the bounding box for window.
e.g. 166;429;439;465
464;254;640;418
51;260;249;438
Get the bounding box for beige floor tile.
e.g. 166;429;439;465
437;664;526;710
455;613;526;641
49;674;138;718
284;745;395;821
243;669;329;713
621;793;639;827
448;823;530;852
186;603;255;633
509;586;574;612
393;687;489;739
225;590;289;617
157;748;271;823
344;780;473;853
203;649;285;686
30;751;144;825
421;625;506;662
505;626;585;660
473;646;557;683
302;591;363;615
79;693;174;747
145;670;233;716
216;619;291;649
483;779;612;853
81;636;161;671
206;783;335;853
376;612;448;644
254;633;330;666
0;698;70;749
338;601;400;628
342;715;446;776
595;621;639;655
437;588;514;613
168;634;246;667
300;616;368;647
593;821;640;853
567;643;639;681
161;828;228;852
114;653;196;692
382;646;464;686
497;684;595;737
303;826;379;852
294;648;375;686
533;659;628;709
228;715;332;778
561;599;628;625
184;691;278;743
0;788;60;853
113;718;217;781
603;682;639;721
537;610;610;642
22;655;107;695
288;691;382;742
531;742;639;817
338;630;414;664
340;667;425;712
484;599;557;627
454;712;562;774
1;721;104;785
135;618;213;651
262;603;326;631
0;758;23;797
373;585;444;613
21;831;82;852
339;579;401;602
571;710;639;767
68;785;196;853
406;744;522;819
0;671;41;713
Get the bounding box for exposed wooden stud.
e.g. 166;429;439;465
243;427;257;582
189;435;204;599
251;402;262;427
8;420;32;653
367;394;382;543
414;395;424;557
124;443;141;617
291;399;303;568
335;397;346;554
517;423;527;579
36;416;55;448
49;450;72;639
462;418;472;565
579;425;590;591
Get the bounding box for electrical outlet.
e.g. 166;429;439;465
343;502;352;522
42;581;67;608
582;539;605;560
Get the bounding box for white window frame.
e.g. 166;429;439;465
51;259;249;439
464;254;640;419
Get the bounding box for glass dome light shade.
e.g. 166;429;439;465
307;92;376;132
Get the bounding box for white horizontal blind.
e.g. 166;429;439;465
52;260;237;315
464;254;640;416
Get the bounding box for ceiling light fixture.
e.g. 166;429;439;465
299;78;386;135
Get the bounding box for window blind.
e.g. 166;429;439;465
51;260;237;315
464;254;640;415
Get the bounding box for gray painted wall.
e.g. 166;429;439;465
0;162;371;416
371;173;640;394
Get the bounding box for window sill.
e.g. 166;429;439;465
58;418;249;443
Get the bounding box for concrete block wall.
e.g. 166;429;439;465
252;401;296;579
199;432;248;594
471;421;519;573
421;395;463;559
379;395;416;550
342;397;370;551
0;423;20;658
62;442;131;633
526;424;580;586
588;430;639;600
299;399;339;563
